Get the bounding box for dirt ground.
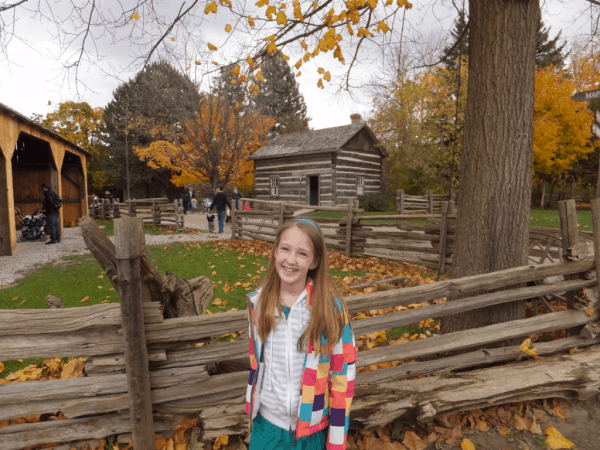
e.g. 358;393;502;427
434;397;600;450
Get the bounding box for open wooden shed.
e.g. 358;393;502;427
0;103;90;256
248;114;387;207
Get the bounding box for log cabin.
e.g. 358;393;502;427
248;114;387;207
0;102;90;256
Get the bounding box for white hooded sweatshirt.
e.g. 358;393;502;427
252;287;311;433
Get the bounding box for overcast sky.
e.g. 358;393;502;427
0;0;593;130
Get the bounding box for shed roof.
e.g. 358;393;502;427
248;122;386;160
0;102;91;158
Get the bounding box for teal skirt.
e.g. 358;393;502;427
249;413;327;450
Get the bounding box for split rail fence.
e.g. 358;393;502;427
231;198;457;272
88;198;185;230
396;190;448;214
3;200;600;449
232;198;592;272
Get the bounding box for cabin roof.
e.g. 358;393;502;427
248;122;386;160
0;102;91;157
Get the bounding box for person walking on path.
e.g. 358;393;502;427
209;186;231;234
245;218;356;450
41;183;62;245
233;187;244;210
181;190;190;214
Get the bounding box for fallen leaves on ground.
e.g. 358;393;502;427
460;438;476;450
545;425;575;449
519;338;538;358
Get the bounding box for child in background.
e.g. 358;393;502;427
246;218;356;449
207;212;215;233
243;201;250;212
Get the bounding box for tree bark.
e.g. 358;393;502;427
441;0;540;336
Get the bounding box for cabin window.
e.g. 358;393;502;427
357;175;364;196
270;177;279;197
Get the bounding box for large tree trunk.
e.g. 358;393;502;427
441;0;540;335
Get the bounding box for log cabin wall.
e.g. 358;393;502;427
0;103;90;256
335;129;382;206
249;120;386;208
254;153;334;206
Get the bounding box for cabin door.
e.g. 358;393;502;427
307;175;319;206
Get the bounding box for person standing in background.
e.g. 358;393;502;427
209;186;231;234
42;183;62;245
233;187;244;210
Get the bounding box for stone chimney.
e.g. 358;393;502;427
350;113;363;125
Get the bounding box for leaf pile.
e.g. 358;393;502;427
0;357;86;432
0;357;86;385
341;398;575;449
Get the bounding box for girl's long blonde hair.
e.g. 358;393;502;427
256;220;350;356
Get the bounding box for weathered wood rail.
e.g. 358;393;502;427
232;198;588;271
88;198;185;231
396;189;448;214
2;200;600;449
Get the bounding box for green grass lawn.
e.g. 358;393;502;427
529;209;592;231
305;209;595;231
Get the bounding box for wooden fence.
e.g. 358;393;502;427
232;197;457;272
88;198;185;231
396;190;448;214
2;200;600;449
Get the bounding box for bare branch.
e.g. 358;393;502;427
0;0;26;13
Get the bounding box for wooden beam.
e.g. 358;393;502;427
356;308;598;368
352;278;595;338
114;217;155;449
0;302;163;337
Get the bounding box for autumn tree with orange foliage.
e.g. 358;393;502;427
37;101;109;189
135;89;274;190
533;67;597;207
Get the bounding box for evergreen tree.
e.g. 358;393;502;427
442;10;469;71
536;22;568;69
102;61;201;197
254;52;310;135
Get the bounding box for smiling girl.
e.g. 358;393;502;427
246;218;356;449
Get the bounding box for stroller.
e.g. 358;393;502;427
15;207;48;242
202;198;212;213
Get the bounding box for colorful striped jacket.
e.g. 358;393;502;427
246;279;357;449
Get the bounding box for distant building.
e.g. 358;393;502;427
0;102;90;256
248;114;388;206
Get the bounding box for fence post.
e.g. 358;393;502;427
428;191;434;214
231;203;237;239
345;198;353;257
399;189;405;214
129;201;134;217
558;199;579;312
114;217;156;449
279;203;284;228
438;201;449;275
152;200;157;227
101;199;107;220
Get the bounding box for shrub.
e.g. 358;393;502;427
357;192;395;212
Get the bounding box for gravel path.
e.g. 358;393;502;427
0;225;229;287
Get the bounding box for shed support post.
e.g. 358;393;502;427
114;217;156;449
